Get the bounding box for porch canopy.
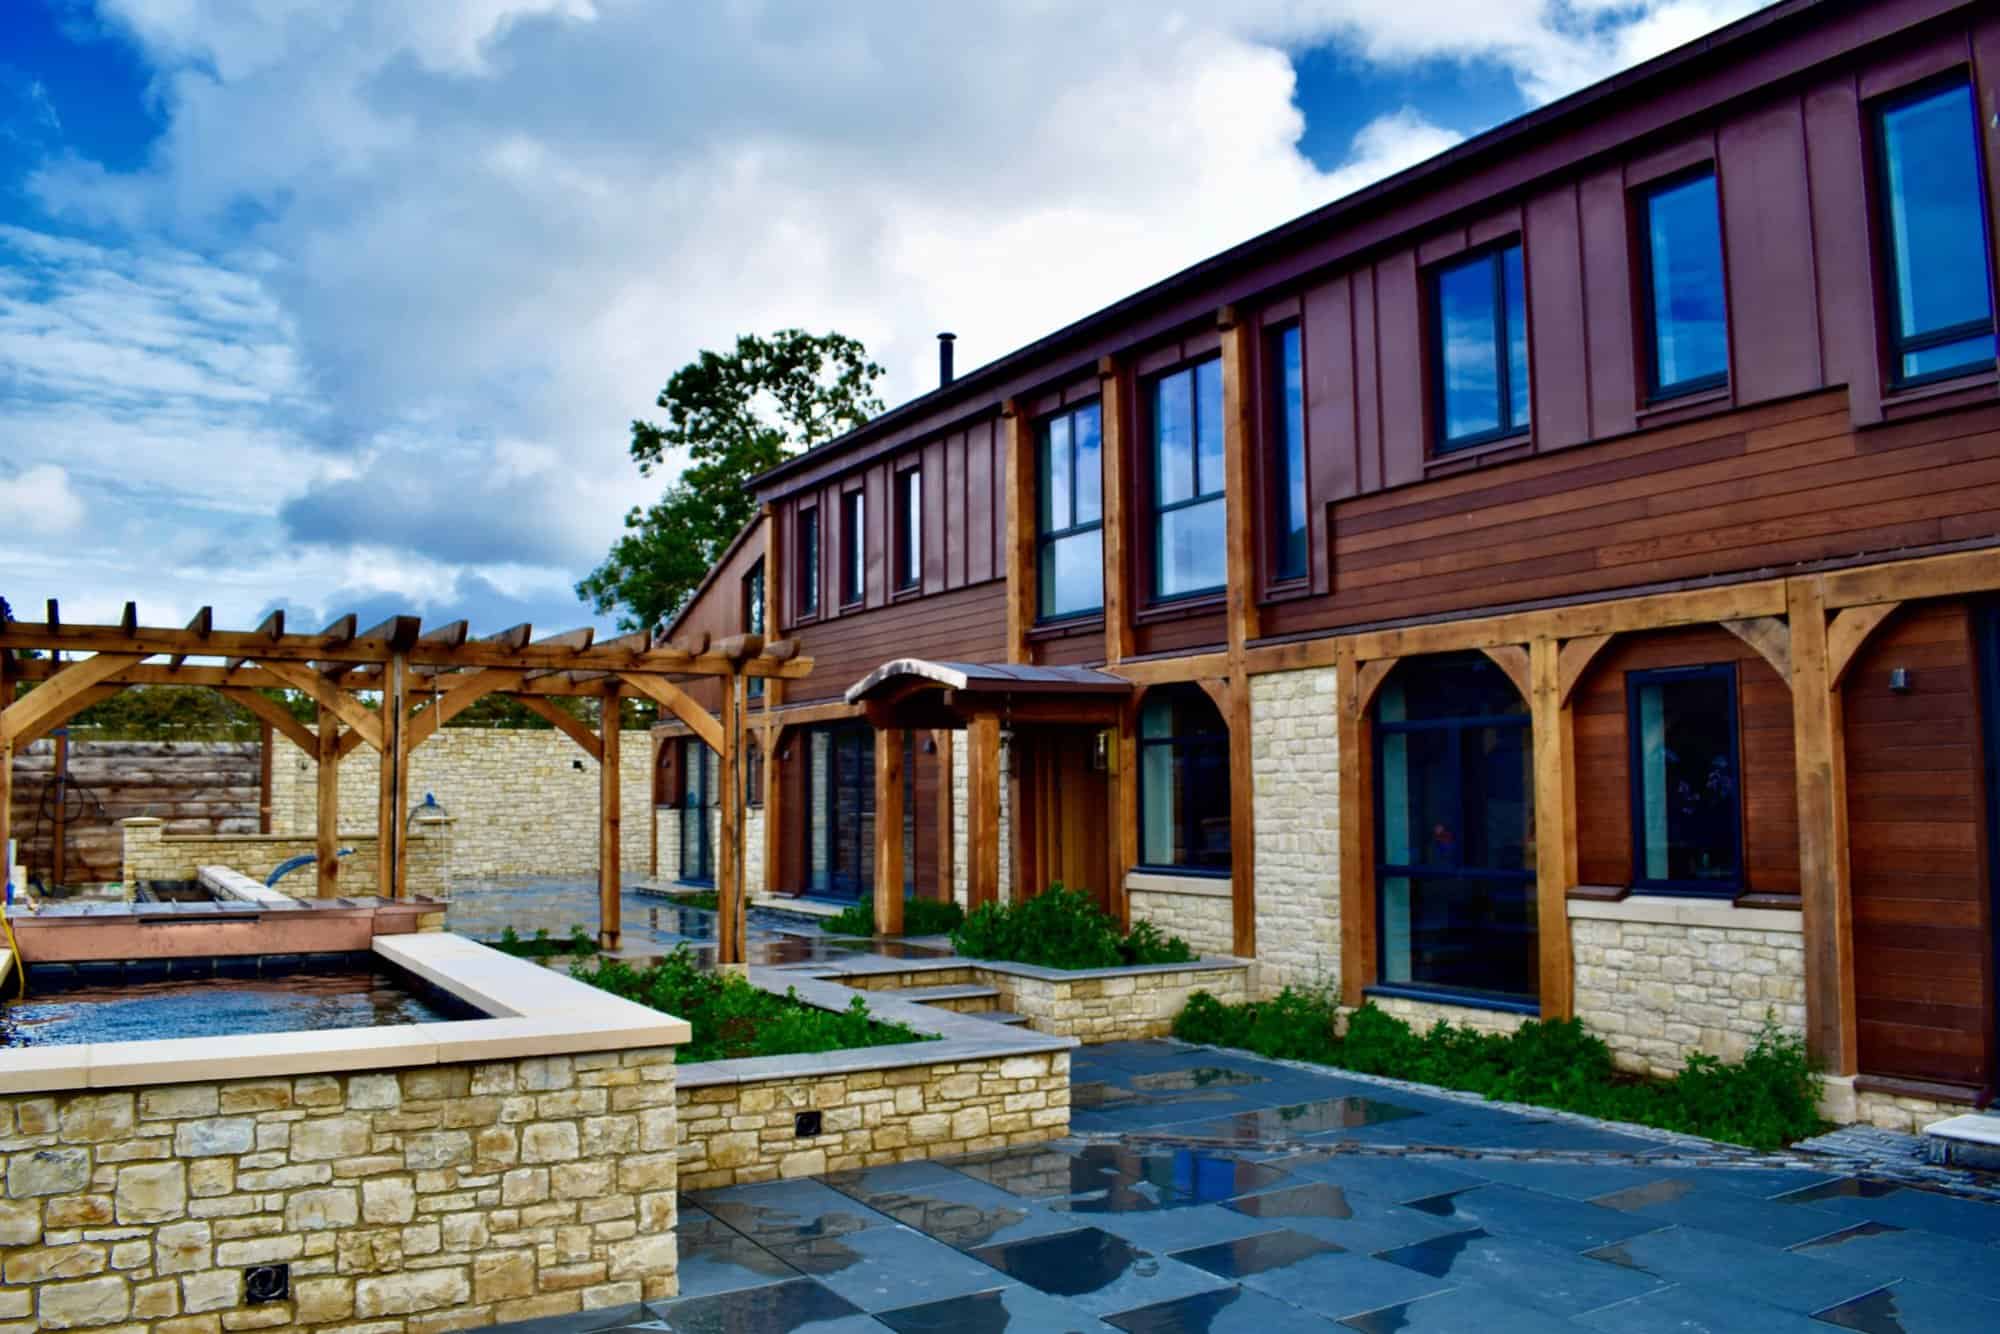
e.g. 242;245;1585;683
0;602;812;961
843;659;1132;933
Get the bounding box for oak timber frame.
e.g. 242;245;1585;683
0;606;810;960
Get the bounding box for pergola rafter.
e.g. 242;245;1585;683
0;609;809;956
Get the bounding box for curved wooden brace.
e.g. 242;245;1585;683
618;673;724;753
1827;602;1902;690
1556;633;1617;705
404;669;527;749
258;660;385;753
218;687;319;758
513;694;603;762
0;653;144;745
12;684;124;747
1478;643;1532;705
1722;616;1793;686
1354;657;1400;716
1194;678;1232;717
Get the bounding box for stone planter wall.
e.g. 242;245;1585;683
1124;877;1233;961
840;960;1252;1044
0;1049;680;1333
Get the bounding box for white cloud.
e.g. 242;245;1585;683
4;0;1766;633
0;463;86;535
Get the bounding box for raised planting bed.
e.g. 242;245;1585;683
949;886;1194;970
488;923;601;958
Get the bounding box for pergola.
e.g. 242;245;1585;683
0;603;810;960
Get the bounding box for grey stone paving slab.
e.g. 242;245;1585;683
1270;1149;1490;1202
767;1223;1014;1313
967;1225;1233;1316
1335;1286;1573;1333
676;1206;803;1298
648;1277;884;1332
1374;1226;1669;1316
872;1283;1120;1332
1572;1284;1833;1333
1593;1177;1854;1248
1401;1182;1663;1249
830;1173;1079;1250
1775;1178;2000;1244
1584;1223;1894;1314
1224;1179;1474;1253
1172;1227;1455;1319
1813;1280;2000;1333
1448;1158;1682;1199
1103;1283;1350;1332
690;1178;887;1245
1059;1199;1277;1252
1792;1219;2000;1301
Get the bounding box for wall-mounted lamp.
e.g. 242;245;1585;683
923;736;938;755
1092;730;1111;772
572;759;585;771
1888;667;1913;694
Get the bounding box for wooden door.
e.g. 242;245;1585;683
1015;727;1113;912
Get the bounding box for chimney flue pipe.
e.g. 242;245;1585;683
938;332;956;387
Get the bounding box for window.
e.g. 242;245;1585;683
1151;357;1226;600
1374;654;1536;1005
678;739;716;885
1137;685;1230;872
808;724;875;900
745;743;764;808
796;507;820;620
1269;324;1307;582
1036;401;1103;620
1874;78;1996;387
894;467;922;591
742;560;765;700
1641;170;1730;398
1628;664;1742;895
1432;243;1530;452
840;489;865;606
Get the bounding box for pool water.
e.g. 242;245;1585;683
1;967;483;1048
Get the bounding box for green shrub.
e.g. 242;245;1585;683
950;885;1194;970
1171;994;1825;1150
490;925;599;959
822;898;966;937
667;889;719;911
571;947;934;1064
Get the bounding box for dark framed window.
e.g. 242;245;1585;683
1269;323;1307;582
1874;77;1996;388
795;507;820;621
1431;242;1530;453
1627;664;1743;896
1150;357;1226;601
1137;684;1230;872
894;466;922;591
745;743;764;808
1640;169;1730;398
1036;401;1103;620
678;738;717;885
840;489;865;607
742;560;765;700
1374;654;1537;1007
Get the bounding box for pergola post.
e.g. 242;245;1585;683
316;705;341;898
599;682;622;950
376;651;408;898
716;670;744;967
966;714;1002;909
2;659;14;898
874;727;906;933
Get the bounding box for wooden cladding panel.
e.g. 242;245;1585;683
1719;99;1821;402
1843;602;1992;1089
1263;393;2000;641
1572;625;1799;893
1035;627;1108;669
1135;609;1228;659
782;581;1008;704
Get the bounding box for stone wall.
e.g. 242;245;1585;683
647;807;764;901
269;729;652;882
1367;994;1534;1037
0;1050;680;1333
676;1051;1069;1192
9;741;261;887
1247;668;1341;996
843;961;1252;1044
1569;898;1807;1076
120;817;450;901
1125;878;1234;959
948;734;1010;907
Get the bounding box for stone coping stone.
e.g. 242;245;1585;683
0;930;690;1095
27;894;447;919
675;966;1073;1091
788;951;1253;984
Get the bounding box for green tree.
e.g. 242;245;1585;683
579;330;884;631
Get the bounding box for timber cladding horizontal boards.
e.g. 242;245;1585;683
1261;392;2000;639
1843;602;1992;1088
781;580;1009;703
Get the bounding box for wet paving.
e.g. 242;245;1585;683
490;1040;2000;1333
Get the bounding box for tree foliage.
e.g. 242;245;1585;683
577;330;884;632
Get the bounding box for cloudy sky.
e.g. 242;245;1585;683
0;0;1765;637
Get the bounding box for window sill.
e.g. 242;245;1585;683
1426;430;1532;472
1134;591;1226;625
891;583;923;603
1565;890;1803;934
1258;577;1311;607
1125;870;1231;897
1131;864;1230;882
1364;984;1540;1017
1636;384;1732;425
1030;613;1105;641
1880;368;1997;421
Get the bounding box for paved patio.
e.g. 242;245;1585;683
497;1040;2000;1333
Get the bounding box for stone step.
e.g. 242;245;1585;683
969;1010;1029;1027
884;983;1001;1012
1921;1114;2000;1171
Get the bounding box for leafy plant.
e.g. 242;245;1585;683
822;898;966;938
490;925;600;959
668;889;720;911
950;885;1194;970
571;946;932;1063
1172;995;1826;1150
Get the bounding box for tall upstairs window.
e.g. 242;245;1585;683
1432;243;1529;452
894;466;922;592
1151;357;1226;600
1641;170;1730;398
795;506;820;621
1037;401;1103;620
1269;324;1307;582
742;559;765;700
1875;78;1995;387
840;489;865;607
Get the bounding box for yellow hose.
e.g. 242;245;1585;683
0;904;24;1000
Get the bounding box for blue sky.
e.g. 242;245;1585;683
0;0;1763;636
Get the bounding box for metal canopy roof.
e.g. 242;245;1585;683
844;658;1131;706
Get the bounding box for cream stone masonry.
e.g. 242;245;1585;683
650;807;764;900
949;735;1010;906
269;729;653;881
1124;876;1233;960
0;936;690;1333
1368;994;1535;1037
833;957;1252;1043
121;817;450;900
1247;669;1340;997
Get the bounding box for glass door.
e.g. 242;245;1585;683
679;740;715;885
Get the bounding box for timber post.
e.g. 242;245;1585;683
315;705;341;897
874;726;906;933
1789;575;1858;1075
599;682;622;951
966;713;1002;909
